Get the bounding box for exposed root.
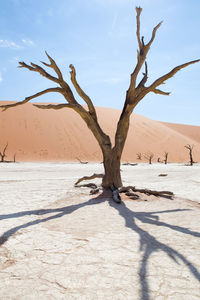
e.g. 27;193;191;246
74;176;174;202
112;189;122;203
74;183;98;189
119;186;174;198
74;173;104;186
90;188;100;195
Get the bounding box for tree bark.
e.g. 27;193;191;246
102;149;122;188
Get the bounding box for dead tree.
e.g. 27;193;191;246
164;152;168;164
144;152;154;164
1;7;199;190
184;144;195;166
0;143;8;162
13;153;17;163
136;152;142;160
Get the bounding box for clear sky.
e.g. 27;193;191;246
0;0;200;125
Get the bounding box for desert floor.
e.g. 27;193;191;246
0;162;200;299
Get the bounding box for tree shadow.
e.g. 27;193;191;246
108;200;200;300
0;194;200;300
0;195;104;245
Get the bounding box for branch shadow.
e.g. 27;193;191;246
108;200;200;300
0;193;200;300
0;195;105;245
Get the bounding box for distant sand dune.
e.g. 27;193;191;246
0;101;199;162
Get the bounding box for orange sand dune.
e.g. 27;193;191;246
0;101;199;163
162;122;200;144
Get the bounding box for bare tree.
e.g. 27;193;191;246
164;152;169;164
13;153;17;163
0;143;8;162
0;7;199;190
144;152;154;164
184;144;195;166
136;152;142;160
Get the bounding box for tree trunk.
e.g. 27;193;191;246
190;151;193;166
102;150;122;189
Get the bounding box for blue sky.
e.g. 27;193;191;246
0;0;200;125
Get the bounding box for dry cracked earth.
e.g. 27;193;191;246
0;163;200;299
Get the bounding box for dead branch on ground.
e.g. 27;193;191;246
74;173;104;186
76;157;88;164
122;162;138;166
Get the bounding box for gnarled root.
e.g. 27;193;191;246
119;186;174;198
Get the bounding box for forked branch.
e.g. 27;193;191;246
128;7;162;96
18;61;59;84
41;51;64;81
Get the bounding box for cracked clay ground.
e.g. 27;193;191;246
0;162;200;299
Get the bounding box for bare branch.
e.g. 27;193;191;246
43;51;64;81
0;88;63;111
147;59;200;92
152;89;171;96
74;173;104;186
18;61;59;84
33;103;77;110
69;64;97;120
146;21;163;48
136;6;143;51
184;144;194;151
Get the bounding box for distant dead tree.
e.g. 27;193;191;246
13;153;17;163
1;7;199;200
144;152;154;164
184;144;195;166
157;157;160;163
136;152;142;160
0;143;8;162
164;152;169;164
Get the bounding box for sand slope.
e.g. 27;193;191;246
0;101;199;162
